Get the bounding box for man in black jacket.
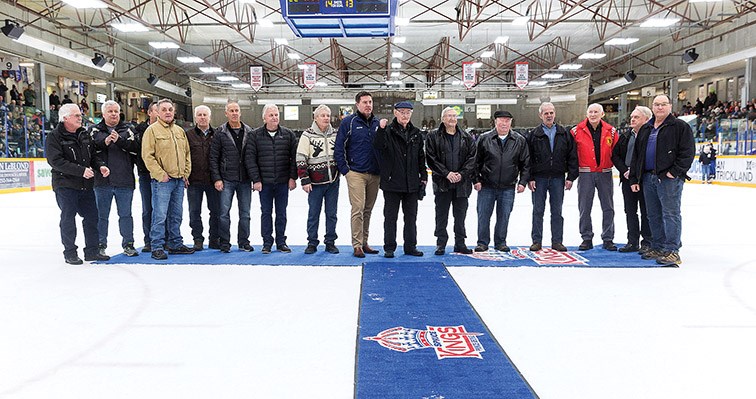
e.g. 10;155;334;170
246;103;298;254
425;106;476;255
46;103;111;264
134;101;158;252
611;106;653;253
629;94;695;266
186;105;220;251
374;101;426;258
474;110;530;253
209;100;255;253
525;102;578;252
90;100;140;257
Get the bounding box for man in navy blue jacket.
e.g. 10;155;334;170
334;91;381;258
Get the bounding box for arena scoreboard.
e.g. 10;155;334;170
281;0;399;38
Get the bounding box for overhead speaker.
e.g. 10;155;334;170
682;48;699;64
1;20;24;40
185;88;192;97
147;74;159;86
91;53;107;67
588;85;595;95
624;70;637;83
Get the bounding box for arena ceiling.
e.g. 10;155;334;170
2;0;755;97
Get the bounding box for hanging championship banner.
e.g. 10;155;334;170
515;62;528;89
303;62;317;90
462;61;476;89
250;66;263;92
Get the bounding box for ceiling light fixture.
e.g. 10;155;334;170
528;81;548;86
257;18;274;27
542;73;563;79
393;36;406;44
591;77;632;95
640;18;680;28
678;77;693;82
177;56;204;64
558;64;582;70
111;22;149;32
216;76;239;81
605;38;639;45
471;62;482;68
395;17;410;26
512;16;530;25
59;0;107;8
147;75;188;97
392;52;403;58
391;62;401;68
494;36;509;44
149;41;179;49
682;48;699;64
481;50;495;58
287;53;301;60
624;70;637;82
274;38;289;46
232;83;251;88
1;20;24;40
578;52;606;59
199;67;224;73
390;71;400;77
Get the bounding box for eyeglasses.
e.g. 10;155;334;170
395;109;413;115
653;102;670;107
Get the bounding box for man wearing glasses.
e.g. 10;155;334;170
629;95;694;266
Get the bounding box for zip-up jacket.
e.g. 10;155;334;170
474;130;530;189
525;123;579;181
141;119;191;180
245;125;298;185
186;125;216;185
629;114;695;184
296;120;339;186
571;119;618;173
46;122;106;191
90;120;139;188
209;122;253;183
373;118;426;193
134;120;151;175
334;112;380;175
425;124;476;197
610;130;636;183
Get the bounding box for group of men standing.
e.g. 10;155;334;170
47;91;693;266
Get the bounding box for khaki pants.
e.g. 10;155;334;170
345;171;380;248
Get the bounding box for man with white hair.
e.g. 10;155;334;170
571;103;619;251
186;105;220;251
209;100;255;253
46;103;111;264
611;106;653;253
89;100;140;257
629;94;695;266
246;103;298;254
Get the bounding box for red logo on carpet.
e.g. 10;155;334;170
459;247;588;265
363;325;485;359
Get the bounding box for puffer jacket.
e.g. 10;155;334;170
373;118;426;193
296;120;339;185
209;122;253;183
425;124;476;197
525;124;578;181
46;122;106;190
90;119;139;188
474;129;530;188
245;124;298;185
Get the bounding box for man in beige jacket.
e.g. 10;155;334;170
141;99;194;260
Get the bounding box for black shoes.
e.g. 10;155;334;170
220;245;231;253
239;243;254;252
142;243;152;253
474;244;488;252
123;243;139;257
208;239;221;250
618;243;640;253
151;249;168;260
495;245;510;252
168;245;195;255
65;254;83;265
434;246;445;256
278;244;292;253
602;240;618;251
261;245;272;254
406;249;424;256
305;244;317;254
325;243;339;254
384;250;395;258
551;242;568;252
529;242;542;251
578;240;593;250
454;247;473;254
193;239;204;251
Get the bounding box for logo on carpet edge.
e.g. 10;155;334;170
363;325;485;359
458;247;588;265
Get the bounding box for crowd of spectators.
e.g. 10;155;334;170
678;94;756;139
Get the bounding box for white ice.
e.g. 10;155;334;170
1;179;755;398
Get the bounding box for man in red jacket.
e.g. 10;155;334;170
571;103;619;251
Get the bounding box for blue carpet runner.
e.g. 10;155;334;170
100;245;660;267
355;262;538;399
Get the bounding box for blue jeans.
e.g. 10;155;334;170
530;176;565;244
187;182;221;243
642;174;684;252
150;178;185;249
94;185;135;247
138;173;153;245
259;182;290;246
55;187;99;258
219;180;252;246
476;187;515;247
307;180;339;246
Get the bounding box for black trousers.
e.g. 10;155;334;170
433;189;469;248
55;187;99;258
383;190;419;252
620;180;652;246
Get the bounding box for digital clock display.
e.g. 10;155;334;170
286;0;389;15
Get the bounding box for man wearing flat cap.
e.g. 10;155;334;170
374;101;427;258
473;110;530;253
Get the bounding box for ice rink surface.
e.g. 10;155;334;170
1;179;755;398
